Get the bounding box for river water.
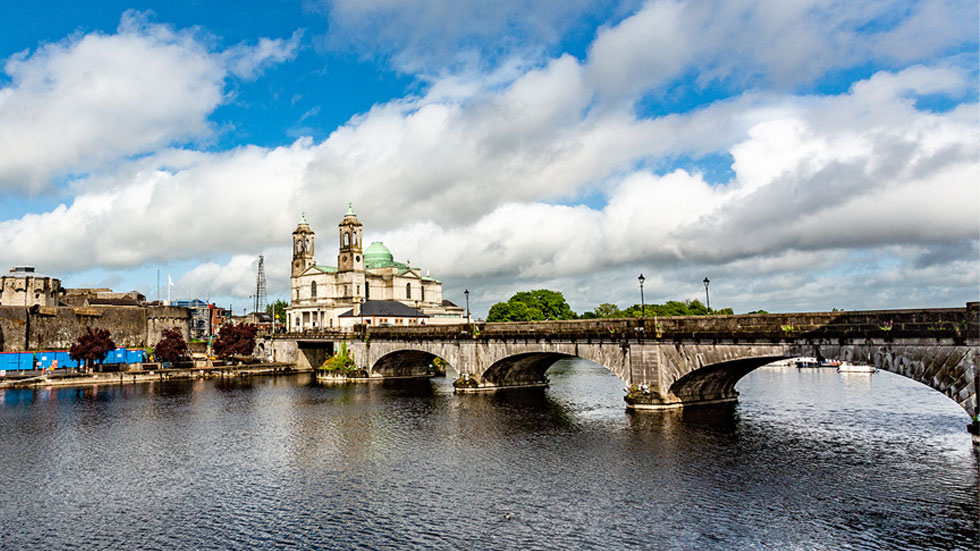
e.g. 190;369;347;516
0;361;976;550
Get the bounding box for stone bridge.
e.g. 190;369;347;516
270;304;979;417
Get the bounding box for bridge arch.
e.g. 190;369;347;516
371;349;453;378
482;352;577;387
664;355;787;405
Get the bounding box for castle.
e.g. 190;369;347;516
286;205;464;331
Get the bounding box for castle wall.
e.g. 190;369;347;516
0;305;191;352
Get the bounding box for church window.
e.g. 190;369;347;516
311;281;317;298
406;283;412;299
344;232;350;247
365;284;370;299
356;284;360;295
421;286;425;302
344;284;349;296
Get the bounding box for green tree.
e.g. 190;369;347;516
612;299;734;318
591;303;624;318
487;289;575;322
266;299;288;324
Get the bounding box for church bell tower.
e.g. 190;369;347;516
292;213;315;277
337;203;364;272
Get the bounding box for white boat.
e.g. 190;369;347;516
837;362;877;373
794;357;820;368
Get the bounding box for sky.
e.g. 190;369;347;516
0;0;977;317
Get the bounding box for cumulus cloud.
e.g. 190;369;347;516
0;11;299;192
586;0;979;101
0;58;975;311
0;4;975;313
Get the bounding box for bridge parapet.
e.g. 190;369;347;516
352;305;976;344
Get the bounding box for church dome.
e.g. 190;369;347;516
364;241;394;268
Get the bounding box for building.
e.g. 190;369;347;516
286;205;464;331
338;300;429;330
0;266;64;307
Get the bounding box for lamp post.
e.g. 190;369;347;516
638;274;646;319
464;289;470;325
703;277;710;311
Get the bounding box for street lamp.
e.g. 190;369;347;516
703;277;710;311
638;274;645;319
464;289;470;324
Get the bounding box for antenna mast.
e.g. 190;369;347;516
255;255;267;314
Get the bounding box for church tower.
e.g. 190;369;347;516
291;213;315;277
337;203;364;273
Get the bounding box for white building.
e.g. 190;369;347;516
286;205;464;331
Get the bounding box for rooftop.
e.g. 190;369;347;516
339;300;429;318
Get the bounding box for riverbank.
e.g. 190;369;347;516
0;362;308;390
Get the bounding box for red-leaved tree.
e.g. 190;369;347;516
212;323;257;358
154;328;188;364
69;327;116;371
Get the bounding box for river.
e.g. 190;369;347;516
0;361;976;550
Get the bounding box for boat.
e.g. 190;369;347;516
794;357;820;368
818;360;841;368
837;362;877;373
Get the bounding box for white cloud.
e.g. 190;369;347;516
585;0;978;102
0;4;975;314
0;11;299;192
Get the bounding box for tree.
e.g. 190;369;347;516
266;299;287;325
591;303;624;318
487;289;576;322
593;299;734;318
154;328;188;364
69;326;116;371
212;323;258;358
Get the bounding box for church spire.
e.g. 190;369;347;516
338;203;364;272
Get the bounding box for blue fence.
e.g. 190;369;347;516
0;348;145;371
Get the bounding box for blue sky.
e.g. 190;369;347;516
0;0;977;316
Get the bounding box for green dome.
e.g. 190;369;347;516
364;241;394;268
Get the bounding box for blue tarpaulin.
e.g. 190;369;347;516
0;348;144;371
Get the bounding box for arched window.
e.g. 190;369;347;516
365;284;370;299
421;285;425;302
406;283;412;299
344;232;350;247
311;281;317;298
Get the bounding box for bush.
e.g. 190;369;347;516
155;328;188;364
213;323;258;357
319;342;367;377
69;327;116;371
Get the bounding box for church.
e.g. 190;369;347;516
286;205;464;331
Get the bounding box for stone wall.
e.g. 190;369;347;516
0;305;190;352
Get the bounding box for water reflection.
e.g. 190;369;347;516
0;362;975;551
